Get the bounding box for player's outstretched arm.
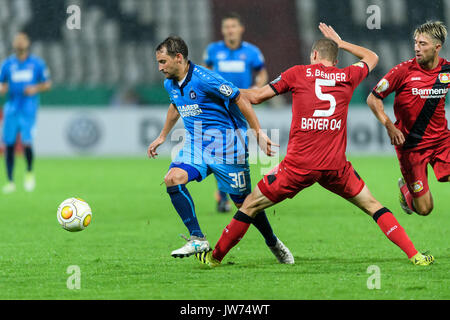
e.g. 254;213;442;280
319;23;379;71
367;93;405;146
234;93;278;157
240;85;276;105
147;104;180;158
24;81;52;96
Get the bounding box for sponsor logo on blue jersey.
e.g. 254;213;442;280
219;84;233;97
178;104;202;117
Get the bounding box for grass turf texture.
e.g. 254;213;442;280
0;156;448;300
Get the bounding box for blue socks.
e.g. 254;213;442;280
24;146;33;172
5;145;34;182
218;190;229;202
167;184;204;238
252;211;277;247
5;145;15;182
166;183;276;246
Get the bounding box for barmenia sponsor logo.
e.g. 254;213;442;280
412;87;449;99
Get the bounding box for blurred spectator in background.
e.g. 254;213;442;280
0;32;51;194
203;12;269;212
110;86;144;108
204;12;268;89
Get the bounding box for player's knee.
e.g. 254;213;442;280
244;206;258;217
415;204;433;216
163;175;173;186
164;172;186;187
240;197;262;217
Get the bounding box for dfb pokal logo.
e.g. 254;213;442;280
375;78;389;94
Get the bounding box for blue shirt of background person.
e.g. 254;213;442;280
0;32;51;194
204;40;265;89
0;53;50;115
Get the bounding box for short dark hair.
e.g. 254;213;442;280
156;36;189;59
311;38;339;62
17;31;30;37
221;12;243;25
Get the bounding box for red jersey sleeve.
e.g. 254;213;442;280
269;66;302;95
345;61;370;88
372;62;408;100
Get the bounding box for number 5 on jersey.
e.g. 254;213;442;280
313;79;336;117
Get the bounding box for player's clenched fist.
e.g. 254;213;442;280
385;123;405;146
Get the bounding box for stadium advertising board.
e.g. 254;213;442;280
24;106;449;157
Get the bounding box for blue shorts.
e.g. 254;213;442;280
169;160;252;197
2;103;37;145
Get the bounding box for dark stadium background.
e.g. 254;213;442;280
0;0;446;106
0;0;448;156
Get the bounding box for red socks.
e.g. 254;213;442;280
373;208;418;259
212;211;253;262
213;208;419;262
400;183;416;212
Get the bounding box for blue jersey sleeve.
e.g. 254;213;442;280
203;44;214;67
36;59;51;83
251;46;265;71
0;60;10;83
198;72;240;102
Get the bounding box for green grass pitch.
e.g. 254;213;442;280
0;155;448;300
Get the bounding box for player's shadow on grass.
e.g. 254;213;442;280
194;256;408;271
297;256;406;264
194;254;446;270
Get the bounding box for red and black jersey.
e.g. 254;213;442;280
270;61;369;170
372;57;450;150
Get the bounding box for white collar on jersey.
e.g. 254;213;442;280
178;73;188;87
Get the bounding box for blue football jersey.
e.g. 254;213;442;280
204;41;264;140
164;62;248;165
0;54;50;113
203;41;265;90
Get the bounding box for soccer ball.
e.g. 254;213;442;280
57;198;92;232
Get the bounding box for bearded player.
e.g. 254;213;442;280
196;23;434;267
367;21;449;217
148;36;293;263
